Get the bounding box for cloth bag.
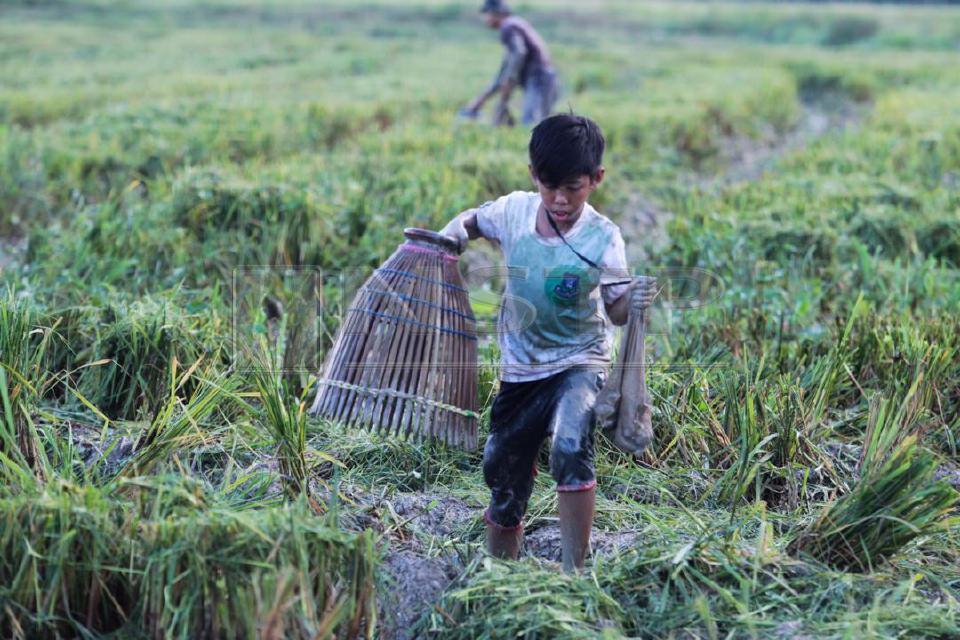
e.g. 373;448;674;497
594;307;653;456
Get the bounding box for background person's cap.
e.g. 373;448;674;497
480;0;512;14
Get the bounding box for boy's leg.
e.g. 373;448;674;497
482;377;555;558
558;485;595;572
548;367;605;571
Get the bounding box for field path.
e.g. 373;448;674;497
619;96;869;262
705;97;868;189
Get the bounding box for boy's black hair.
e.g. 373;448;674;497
528;114;605;187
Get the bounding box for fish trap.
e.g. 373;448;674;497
310;228;479;449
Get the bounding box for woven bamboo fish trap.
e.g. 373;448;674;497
310;228;479;450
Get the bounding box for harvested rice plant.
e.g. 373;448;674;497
2;0;960;637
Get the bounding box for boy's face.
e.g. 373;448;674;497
483;12;501;28
530;167;605;226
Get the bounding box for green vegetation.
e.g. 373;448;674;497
1;0;959;637
0;482;376;638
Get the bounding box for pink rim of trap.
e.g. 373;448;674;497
401;242;459;262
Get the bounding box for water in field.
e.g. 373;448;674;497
2;1;960;637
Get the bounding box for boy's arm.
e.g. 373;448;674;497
439;208;485;253
604;289;630;327
501;33;527;81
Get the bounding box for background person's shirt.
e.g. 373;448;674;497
475;191;630;382
488;16;553;91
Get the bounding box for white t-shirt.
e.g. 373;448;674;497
475;191;630;382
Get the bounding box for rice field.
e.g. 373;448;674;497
2;0;960;637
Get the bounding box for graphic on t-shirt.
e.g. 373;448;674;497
552;272;580;303
544;265;595;307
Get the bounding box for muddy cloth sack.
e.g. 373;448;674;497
594;307;653;456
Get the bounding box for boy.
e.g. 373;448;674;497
462;0;558;126
440;114;656;571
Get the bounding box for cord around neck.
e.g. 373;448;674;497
543;207;600;270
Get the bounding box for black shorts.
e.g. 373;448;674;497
482;366;605;529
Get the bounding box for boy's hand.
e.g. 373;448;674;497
440;216;470;254
629;276;658;311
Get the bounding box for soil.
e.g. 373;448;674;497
367;488;660;635
368;490;478;639
379;549;461;640
774;620;815;640
934;461;960;492
523;524;640;563
389;492;478;539
619;191;672;263
61;424;475;640
62;420;138;473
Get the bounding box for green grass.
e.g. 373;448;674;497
0;293;56;477
0;480;376;638
2;0;960;637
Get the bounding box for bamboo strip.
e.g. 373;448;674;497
407;254;440;441
368;270;410;435
448;258;467;447
317;271;379;418
354;255;416;429
396;254;430;439
332;266;404;422
384;249;431;437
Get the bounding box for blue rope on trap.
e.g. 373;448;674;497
361;287;475;322
375;268;468;294
348;307;478;341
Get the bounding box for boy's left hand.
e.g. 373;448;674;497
439;216;470;254
629;276;658;311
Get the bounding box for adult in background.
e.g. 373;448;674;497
462;0;558;127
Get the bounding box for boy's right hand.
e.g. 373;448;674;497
629;276;658;311
440;216;470;254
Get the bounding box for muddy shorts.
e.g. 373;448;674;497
482;365;605;529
